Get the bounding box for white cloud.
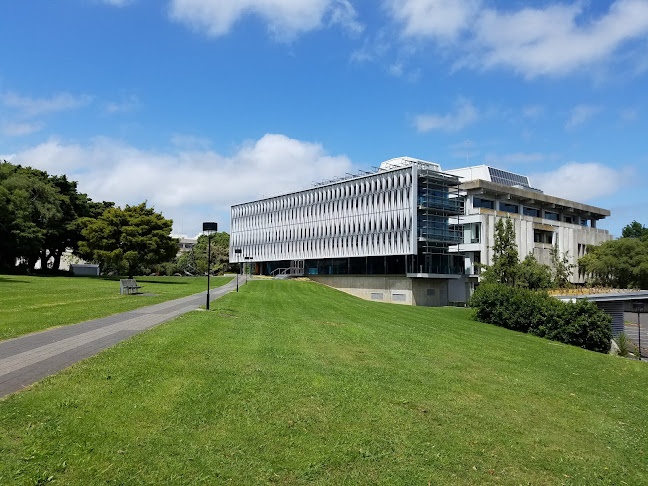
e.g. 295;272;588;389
415;98;478;132
102;0;133;6
387;0;648;77
386;0;480;41
4;134;352;235
565;104;601;129
1;121;43;137
168;0;361;41
522;105;544;119
531;162;629;202
620;107;639;122
2;92;93;117
105;95;140;114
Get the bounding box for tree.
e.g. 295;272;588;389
550;243;575;288
517;254;553;290
481;217;519;285
622;220;648;241
78;202;178;278
177;232;233;275
0;162;62;269
0;160;114;271
578;238;648;289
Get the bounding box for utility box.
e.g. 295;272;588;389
70;264;100;276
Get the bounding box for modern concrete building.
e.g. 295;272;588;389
445;165;612;284
230;158;611;305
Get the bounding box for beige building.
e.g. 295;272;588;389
446;165;612;284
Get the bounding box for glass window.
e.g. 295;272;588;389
523;207;539;217
473;197;494;210
564;216;573;224
544;211;559;221
499;202;519;214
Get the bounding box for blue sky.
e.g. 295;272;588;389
2;0;647;238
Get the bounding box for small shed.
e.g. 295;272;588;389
554;290;648;336
70;264;100;276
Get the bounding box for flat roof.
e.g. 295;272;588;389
460;179;610;218
554;290;648;302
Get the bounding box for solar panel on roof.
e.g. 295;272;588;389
488;167;530;187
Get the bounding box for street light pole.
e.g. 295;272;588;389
234;248;242;292
202;222;218;310
633;302;644;361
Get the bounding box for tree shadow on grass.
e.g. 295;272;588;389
0;276;31;284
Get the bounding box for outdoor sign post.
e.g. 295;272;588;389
633;302;644;361
234;248;242;292
202;222;218;310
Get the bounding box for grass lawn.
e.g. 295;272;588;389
1;280;647;484
0;275;233;341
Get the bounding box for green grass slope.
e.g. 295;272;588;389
1;280;647;484
0;275;232;340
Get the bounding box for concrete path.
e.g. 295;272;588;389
0;276;243;399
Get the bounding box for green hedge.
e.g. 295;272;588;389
470;283;612;353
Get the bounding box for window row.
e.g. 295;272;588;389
231;231;413;261
472;197;588;225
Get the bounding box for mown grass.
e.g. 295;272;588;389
1;280;647;484
0;275;232;341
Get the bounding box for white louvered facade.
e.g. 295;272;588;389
230;166;418;263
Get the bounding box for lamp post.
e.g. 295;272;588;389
244;256;253;284
202;222;218;310
234;248;242;292
633;302;644;361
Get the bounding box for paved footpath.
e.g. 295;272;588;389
0;277;242;399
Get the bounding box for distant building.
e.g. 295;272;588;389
230;158;611;305
174;235;198;255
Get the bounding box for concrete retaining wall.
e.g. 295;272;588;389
309;275;470;307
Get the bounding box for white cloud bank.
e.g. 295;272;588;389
168;0;362;41
386;0;648;77
3;134;352;234
531;162;630;202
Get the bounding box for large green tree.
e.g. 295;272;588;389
578;238;648;289
622;220;648;241
0;162;62;269
78;202;178;278
0;160;113;271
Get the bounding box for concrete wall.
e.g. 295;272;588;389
457;209;611;284
309;275;470;307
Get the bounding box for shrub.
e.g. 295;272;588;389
615;332;631;357
470;283;612;353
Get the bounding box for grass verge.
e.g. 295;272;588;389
1;280;647;484
0;275;232;341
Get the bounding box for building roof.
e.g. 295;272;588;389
460;179;610;218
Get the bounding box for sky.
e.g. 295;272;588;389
1;0;647;238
